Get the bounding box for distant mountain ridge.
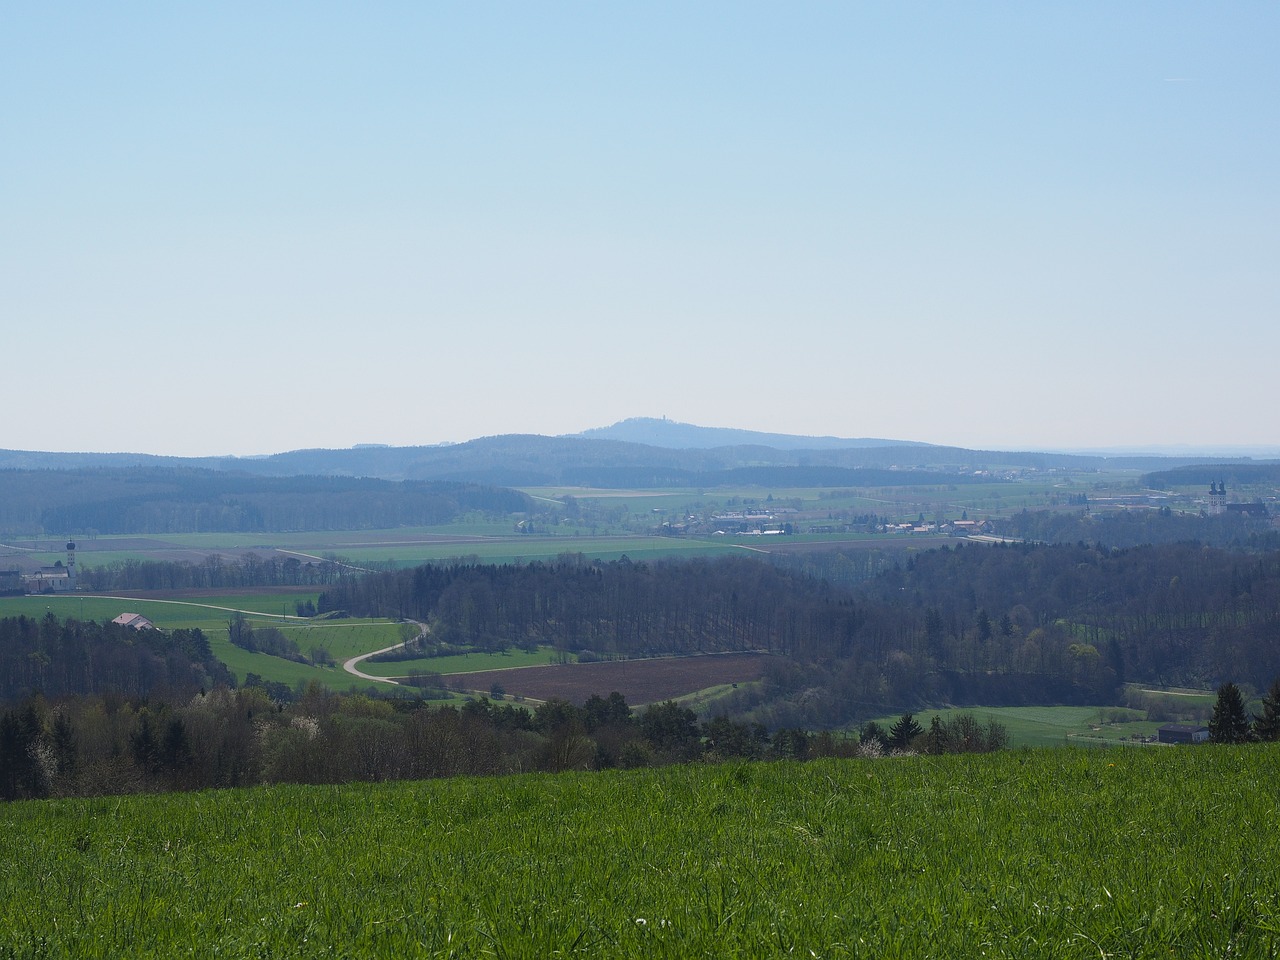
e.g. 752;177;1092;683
572;417;930;451
2;419;1274;488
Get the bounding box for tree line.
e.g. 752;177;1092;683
315;541;1280;727
79;552;347;592
0;467;531;536
0;680;1008;802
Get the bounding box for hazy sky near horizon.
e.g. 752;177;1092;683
5;3;1278;457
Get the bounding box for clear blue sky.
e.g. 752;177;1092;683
5;3;1277;456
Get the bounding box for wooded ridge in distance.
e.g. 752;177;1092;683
3;418;1274;485
0;469;529;535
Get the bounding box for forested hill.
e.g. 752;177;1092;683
2;432;1263;485
319;543;1280;728
571;417;927;450
0;468;531;536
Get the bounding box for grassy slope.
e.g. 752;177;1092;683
3;746;1278;958
0;595;404;693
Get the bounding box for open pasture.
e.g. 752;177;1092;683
357;646;561;679
3;746;1278;958
443;652;771;706
870;705;1162;749
0;594;405;692
285;534;739;567
6;529;749;572
0;593;325;633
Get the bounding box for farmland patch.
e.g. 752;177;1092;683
442;652;771;705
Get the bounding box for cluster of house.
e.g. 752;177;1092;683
886;519;994;536
658;510;999;538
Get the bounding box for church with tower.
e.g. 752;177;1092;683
21;541;78;593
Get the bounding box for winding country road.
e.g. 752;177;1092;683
341;621;425;685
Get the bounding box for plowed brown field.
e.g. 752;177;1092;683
443;652;770;705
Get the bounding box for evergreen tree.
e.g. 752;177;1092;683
1253;677;1280;742
0;706;47;800
922;715;950;754
888;713;924;751
1209;682;1252;744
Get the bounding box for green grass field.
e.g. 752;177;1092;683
870;705;1167;749
3;745;1278;958
13;531;747;569
0;594;286;632
522;475;1119;523
0;595;406;692
357;646;561;679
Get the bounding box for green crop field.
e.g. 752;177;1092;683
869;705;1165;750
279;534;741;567
357;646;561;679
3;746;1278;958
521;476;1117;522
43;531;744;568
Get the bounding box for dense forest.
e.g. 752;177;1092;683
317;543;1280;727
0;614;232;702
0;468;531;536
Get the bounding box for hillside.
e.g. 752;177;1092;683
3;748;1277;957
1;428;1265;487
572;416;929;450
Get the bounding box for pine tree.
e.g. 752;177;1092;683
922;715;950;755
888;713;924;751
1253;678;1280;742
1209;682;1252;744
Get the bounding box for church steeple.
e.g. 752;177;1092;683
1208;482;1226;515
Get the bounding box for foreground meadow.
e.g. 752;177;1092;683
3;746;1279;959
